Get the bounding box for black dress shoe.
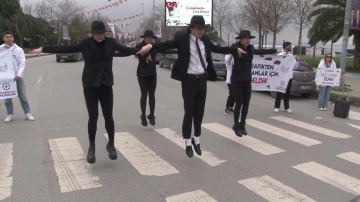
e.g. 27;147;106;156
106;142;117;160
140;114;148;126
240;127;248;135
185;145;193;158
232;125;243;137
87;145;96;164
191;138;202;156
147;115;155;126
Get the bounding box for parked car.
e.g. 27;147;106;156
155;53;165;64
270;59;316;98
159;52;177;70
56;53;83;62
211;53;227;79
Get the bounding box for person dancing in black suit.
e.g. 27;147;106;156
138;15;246;158
227;30;277;137
29;21;147;164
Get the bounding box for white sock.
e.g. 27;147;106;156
185;139;192;146
194;136;200;145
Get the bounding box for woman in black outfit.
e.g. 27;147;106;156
29;21;148;164
228;30;277;137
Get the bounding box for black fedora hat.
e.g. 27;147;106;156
140;30;158;39
88;21;111;33
235;30;255;39
186;15;210;28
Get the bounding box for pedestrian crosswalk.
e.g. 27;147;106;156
1;115;360;201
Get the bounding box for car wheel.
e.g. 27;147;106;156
301;93;311;98
270;91;277;98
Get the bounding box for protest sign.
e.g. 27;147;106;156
251;55;296;93
315;68;341;87
0;47;17;100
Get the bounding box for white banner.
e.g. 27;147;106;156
165;0;213;27
62;25;69;40
0;47;17;99
315;68;341;87
251;55;296;93
154;20;162;38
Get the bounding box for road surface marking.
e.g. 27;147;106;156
348;123;360;130
270;116;352;138
154;128;226;166
202;123;285;155
165;189;217;202
247;119;322;146
349;111;360;121
0;143;13;200
48;137;102;193
293;161;360;195
107;132;179;176
239;175;316;202
337;152;360;166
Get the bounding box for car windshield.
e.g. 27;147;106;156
212;53;225;61
294;61;313;72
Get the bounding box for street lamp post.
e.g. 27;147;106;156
140;3;144;23
339;0;352;87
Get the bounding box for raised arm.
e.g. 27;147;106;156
42;44;82;54
254;48;277;55
151;33;181;52
114;41;139;55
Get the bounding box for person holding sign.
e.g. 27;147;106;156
274;41;299;113
316;53;337;111
137;15;247;158
226;30;277;137
1;31;35;123
29;21;150;164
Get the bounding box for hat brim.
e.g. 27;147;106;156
88;30;112;33
235;35;255;39
140;35;158;39
186;23;210;28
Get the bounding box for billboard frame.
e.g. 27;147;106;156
164;0;214;28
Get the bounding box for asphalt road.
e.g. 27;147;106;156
1;55;360;202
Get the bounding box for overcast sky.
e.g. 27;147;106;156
20;0;354;49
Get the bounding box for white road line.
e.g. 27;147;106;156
154;128;226;166
247;119;322;146
0;143;13;201
48;137;102;193
348;123;360;130
239;175;316;202
108;132;179;176
270;116;352;139
165;189;217;202
293;161;360;195
337;152;360;166
202;123;285;155
349;111;360;121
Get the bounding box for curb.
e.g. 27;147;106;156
25;53;53;59
311;91;360;106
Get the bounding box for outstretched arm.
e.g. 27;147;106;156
30;44;82;55
114;52;132;57
254;48;277;55
114;41;140;55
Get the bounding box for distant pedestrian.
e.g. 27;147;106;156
316;53;336;111
1;31;35;123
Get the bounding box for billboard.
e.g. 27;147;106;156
165;0;213;27
350;0;360;30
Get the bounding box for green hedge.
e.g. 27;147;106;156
301;55;354;70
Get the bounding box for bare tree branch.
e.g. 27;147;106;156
213;0;232;45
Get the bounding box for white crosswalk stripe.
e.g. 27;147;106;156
270;116;352;138
336;152;360;166
105;132;179;176
246;119;322;146
48;137;102;193
239;175;316;202
0;143;13;201
202;122;285;155
165;189;217;202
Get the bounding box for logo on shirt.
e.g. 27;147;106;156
0;63;8;72
2;83;10;91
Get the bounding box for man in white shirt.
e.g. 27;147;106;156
224;54;235;114
274;41;299;113
1;31;35;122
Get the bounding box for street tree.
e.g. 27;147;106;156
213;0;232;45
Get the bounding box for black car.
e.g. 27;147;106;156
56;53;83;62
211;53;227;79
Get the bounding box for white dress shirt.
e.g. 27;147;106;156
224;54;233;84
187;34;208;74
0;43;26;78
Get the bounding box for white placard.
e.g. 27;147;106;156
154;20;162;38
315;68;341;87
251;55;296;93
0;47;17;100
165;0;213;27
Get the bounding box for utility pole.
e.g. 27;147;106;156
152;0;155;32
339;0;352;87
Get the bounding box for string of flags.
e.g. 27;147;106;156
106;13;143;24
117;32;138;39
77;0;129;16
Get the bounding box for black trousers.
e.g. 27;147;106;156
137;76;157;116
181;75;207;139
231;80;252;126
83;84;115;144
275;79;292;109
226;84;235;109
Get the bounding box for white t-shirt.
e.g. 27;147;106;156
224;54;234;84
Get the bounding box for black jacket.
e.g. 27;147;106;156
42;37;139;87
152;32;238;81
230;43;277;81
